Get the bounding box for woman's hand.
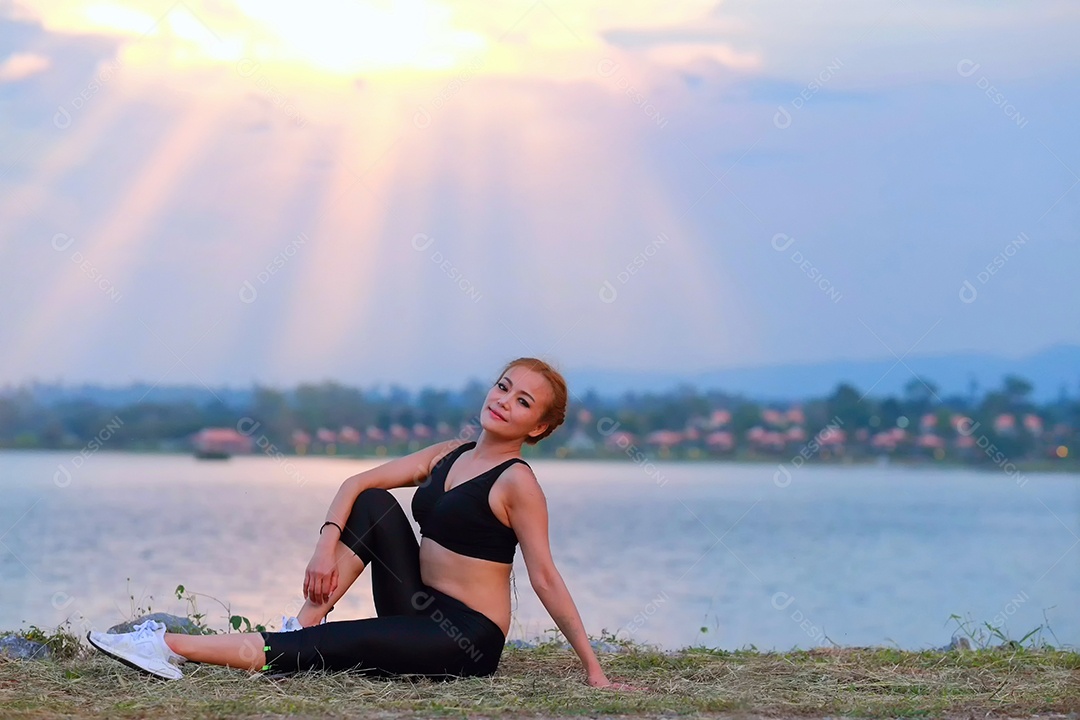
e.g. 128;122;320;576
303;546;339;605
587;671;648;691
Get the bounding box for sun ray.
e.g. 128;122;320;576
9;99;230;374
271;93;405;379
633;167;759;369
446;91;528;343
473;85;632;335
175;111;325;379
0;98;127;261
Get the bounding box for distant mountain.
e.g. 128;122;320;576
565;344;1080;403
15;383;256;409
7;381;462;410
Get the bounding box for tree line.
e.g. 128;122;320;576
0;374;1076;465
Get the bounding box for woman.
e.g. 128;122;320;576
89;357;639;690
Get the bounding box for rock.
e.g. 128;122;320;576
503;638;629;653
935;635;972;652
108;613;203;635
589;640;625;653
504;639;537;649
0;634;52;660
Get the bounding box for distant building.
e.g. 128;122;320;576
746;426;787;451
994;414;1016;433
951;416;974;433
705;431;734;451
762;409;785;427
917;433;945;449
192;428;253;459
338;426;362;445
603;431;637;451
709;409;732;428
645;430;683;448
818;427;846;447
871;431;896;451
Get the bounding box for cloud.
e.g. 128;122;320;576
1;0;1077;388
599;20;760;72
6;0;753;82
643;43;760;71
0;51;50;82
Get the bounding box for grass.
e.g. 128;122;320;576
1;625;1077;719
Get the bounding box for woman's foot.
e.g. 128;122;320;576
87;619;186;680
284;605;332;630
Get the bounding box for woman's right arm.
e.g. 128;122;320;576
322;438;461;530
304;440;463;604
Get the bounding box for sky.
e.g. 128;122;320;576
1;0;1078;395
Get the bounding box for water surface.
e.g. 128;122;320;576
1;450;1076;651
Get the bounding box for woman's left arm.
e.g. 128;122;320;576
504;467;640;689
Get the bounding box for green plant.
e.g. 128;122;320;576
11;622;83;660
947;611;1058;650
126;577;155;620
594;626;635;651
173;584;267;634
533;626;567;649
228;614;267;634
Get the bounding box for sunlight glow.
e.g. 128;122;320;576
233;0;487;74
31;0;489;77
81;3;156;36
13;0;763;85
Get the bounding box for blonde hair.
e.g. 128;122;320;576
496;357;568;445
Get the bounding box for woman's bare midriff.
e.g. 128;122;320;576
419;539;512;637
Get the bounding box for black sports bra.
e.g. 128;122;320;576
411;442;528;564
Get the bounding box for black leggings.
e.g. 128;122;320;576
259;488;506;678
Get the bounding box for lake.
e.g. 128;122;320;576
1;450;1076;651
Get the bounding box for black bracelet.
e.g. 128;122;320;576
320;521;343;536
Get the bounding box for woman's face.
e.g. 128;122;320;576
480;365;553;441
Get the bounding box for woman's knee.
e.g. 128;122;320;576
351;486;392;510
347;487;399;527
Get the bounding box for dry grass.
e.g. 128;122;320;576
1;641;1077;719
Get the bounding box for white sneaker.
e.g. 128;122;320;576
87;619;185;680
280;614;328;631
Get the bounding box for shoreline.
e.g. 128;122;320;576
3;445;1078;475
